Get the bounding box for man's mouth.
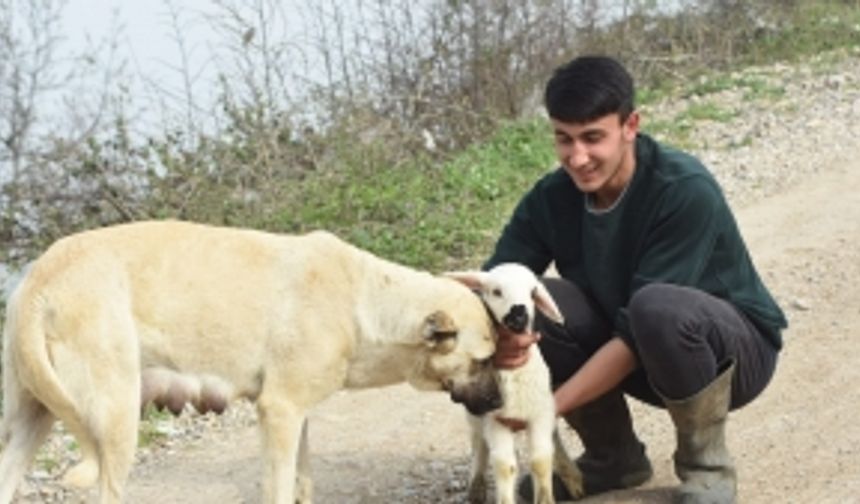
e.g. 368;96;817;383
574;167;598;182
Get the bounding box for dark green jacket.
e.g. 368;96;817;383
485;133;787;350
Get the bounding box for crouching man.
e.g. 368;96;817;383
485;55;787;503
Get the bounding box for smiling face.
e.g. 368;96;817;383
552;111;639;210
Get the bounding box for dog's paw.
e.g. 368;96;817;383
294;473;313;504
62;458;99;488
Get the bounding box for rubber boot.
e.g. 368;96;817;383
519;388;653;501
663;363;737;504
563;388;654;495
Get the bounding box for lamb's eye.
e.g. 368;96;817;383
491;288;502;297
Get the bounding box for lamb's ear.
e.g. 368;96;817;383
422;310;459;352
532;283;565;325
443;270;487;291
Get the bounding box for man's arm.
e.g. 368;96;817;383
553;336;637;416
494;334;636;430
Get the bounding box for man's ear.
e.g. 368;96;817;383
443;270;487;291
421;310;459;352
532;283;565;325
623;110;640;141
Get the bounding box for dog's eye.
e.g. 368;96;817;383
471;357;494;372
491;288;502;297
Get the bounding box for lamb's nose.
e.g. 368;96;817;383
502;305;528;333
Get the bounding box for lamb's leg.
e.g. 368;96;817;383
552;429;585;499
527;417;556;504
467;414;490;503
485;420;518;504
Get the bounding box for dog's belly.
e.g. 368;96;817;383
136;325;267;415
140;367;260;415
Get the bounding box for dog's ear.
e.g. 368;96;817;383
533;283;565;325
443;270;487;291
421;310;459;352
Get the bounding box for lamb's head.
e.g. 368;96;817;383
446;263;564;333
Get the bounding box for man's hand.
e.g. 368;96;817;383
493;325;541;369
495;415;528;432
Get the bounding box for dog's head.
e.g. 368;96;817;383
410;296;502;416
445;262;564;334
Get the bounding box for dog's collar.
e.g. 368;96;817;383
471;290;502;327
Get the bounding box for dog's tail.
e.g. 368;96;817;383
2;272;82;439
1;270;89;504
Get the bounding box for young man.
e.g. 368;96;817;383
484;56;786;503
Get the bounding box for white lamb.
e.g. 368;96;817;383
447;263;584;504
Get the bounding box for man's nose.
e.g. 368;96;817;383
568;142;589;167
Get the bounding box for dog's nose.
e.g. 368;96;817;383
460;392;503;416
502;305;528;333
450;373;504;416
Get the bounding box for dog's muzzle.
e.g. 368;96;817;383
448;366;503;416
502;304;529;334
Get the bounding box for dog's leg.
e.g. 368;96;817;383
467;414;489;503
295;419;313;504
485;420;518;504
527;417;557;504
86;364;140;504
0;396;55;504
48;305;141;504
257;395;306;504
94;406;140;504
61;441;99;488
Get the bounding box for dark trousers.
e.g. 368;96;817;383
533;278;779;410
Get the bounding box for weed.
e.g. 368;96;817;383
138;405;174;448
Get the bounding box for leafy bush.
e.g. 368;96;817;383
266;119;556;271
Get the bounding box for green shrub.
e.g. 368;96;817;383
267;119;556;271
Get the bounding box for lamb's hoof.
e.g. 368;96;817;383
468;477;488;503
517;473;578;502
556;463;585;499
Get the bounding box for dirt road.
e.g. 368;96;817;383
93;149;859;504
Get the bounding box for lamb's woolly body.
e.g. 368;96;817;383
446;262;584;504
495;346;553;422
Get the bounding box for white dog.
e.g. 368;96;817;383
0;220;503;504
448;263;584;504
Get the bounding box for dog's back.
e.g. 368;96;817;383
1;220;500;504
0;221;361;502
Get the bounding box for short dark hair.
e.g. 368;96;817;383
544;56;635;123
